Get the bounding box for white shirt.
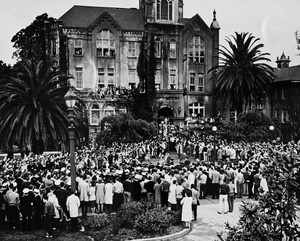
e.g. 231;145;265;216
66;194;80;218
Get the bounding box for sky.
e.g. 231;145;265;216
1;0;300;67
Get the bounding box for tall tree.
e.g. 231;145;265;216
0;60;71;154
132;34;157;122
11;13;56;62
210;32;274;113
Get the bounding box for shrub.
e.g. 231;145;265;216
168;210;182;225
115;201;144;229
84;213;111;231
135;207;172;233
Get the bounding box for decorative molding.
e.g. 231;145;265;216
88;12;122;32
183;14;213;38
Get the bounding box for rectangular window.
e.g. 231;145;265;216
169;41;176;58
155;41;161;58
75;67;83;88
275;109;279;119
274;90;279;99
108;68;114;85
200;45;205;63
170;69;176;90
168;1;173;20
98;68;105;85
129;69;136;89
281;89;286;99
190;73;195;91
198;74;204;92
51;39;57;56
128;42;136;57
282;109;288;123
74;39;83;56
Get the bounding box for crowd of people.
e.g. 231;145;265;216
0;126;300;237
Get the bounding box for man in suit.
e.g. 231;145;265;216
66;189;80;232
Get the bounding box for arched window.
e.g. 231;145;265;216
104;105;115;117
189;102;205;118
96;30;115;57
169;39;176;58
188;36;205;63
156;0;173;21
90;104;100;125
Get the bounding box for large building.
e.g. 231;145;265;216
47;0;220;138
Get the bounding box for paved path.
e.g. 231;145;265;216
177;197;252;241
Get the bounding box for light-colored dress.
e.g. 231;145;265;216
104;183;114;205
96;182;105;204
153;183;161;205
181;196;193;222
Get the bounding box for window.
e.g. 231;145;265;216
189;73;195;91
282;109;288;123
281;89;286;99
169;69;176;90
189;102;205;117
128;42;136;57
119;105;127;114
198;74;204;92
90;104;100;125
75;67;83;88
51;39;57;56
74;39;83;56
189;36;205;63
275;109;279;119
274;89;279;99
155;84;161;90
155;38;161;58
98;68;105;88
230;110;238;123
96;30;115;57
156;0;173;21
129;70;136;89
104;105;115;117
155;70;161;89
108;68;115;86
169;39;176;58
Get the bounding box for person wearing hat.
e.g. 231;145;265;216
20;188;34;231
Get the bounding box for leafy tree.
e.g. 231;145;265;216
11;13;56;62
218;150;300;241
95;113;157;146
0;59;72;154
210;32;274;113
0;61;13;77
219;111;278;142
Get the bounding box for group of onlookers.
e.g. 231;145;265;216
0;130;300;237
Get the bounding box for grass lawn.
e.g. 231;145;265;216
0;229;93;241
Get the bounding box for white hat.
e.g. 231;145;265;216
23;188;30;194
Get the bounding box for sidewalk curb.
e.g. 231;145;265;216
132;225;192;241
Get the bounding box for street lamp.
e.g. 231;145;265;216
64;87;77;192
212;126;217;162
269;125;275;142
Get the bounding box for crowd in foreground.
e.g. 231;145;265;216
1;129;300;238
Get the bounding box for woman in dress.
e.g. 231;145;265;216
96;177;105;213
180;189;193;228
89;181;96;215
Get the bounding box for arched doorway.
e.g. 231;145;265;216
158;106;174;123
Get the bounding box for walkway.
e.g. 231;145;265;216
177;197;252;241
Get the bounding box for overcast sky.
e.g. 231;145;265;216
1;0;300;67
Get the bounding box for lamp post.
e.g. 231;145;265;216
269;125;275;142
64;87;77;192
212;126;217;162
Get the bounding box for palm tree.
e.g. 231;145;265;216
211;32;274;113
0;60;72;154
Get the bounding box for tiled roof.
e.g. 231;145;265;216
273;65;300;82
59;5;145;31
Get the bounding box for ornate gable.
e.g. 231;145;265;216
88;12;122;32
183;14;213;38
